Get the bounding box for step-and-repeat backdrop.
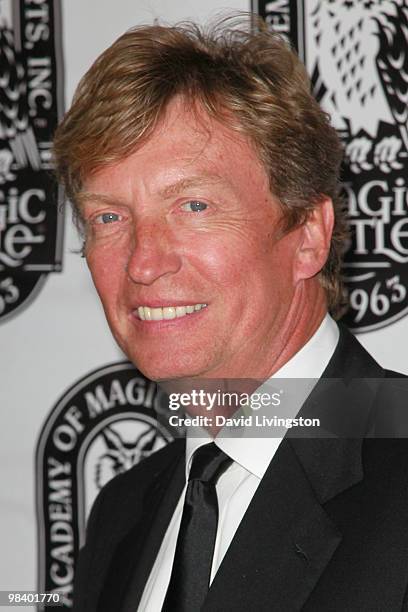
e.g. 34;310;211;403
1;0;407;609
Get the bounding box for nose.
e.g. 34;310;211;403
126;219;182;285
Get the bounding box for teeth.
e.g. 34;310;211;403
163;307;176;320
137;304;207;321
151;308;162;321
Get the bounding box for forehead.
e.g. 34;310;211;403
139;96;260;162
82;97;271;200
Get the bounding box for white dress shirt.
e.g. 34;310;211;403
138;314;339;611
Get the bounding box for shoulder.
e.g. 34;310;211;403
79;437;185;552
384;368;408;378
73;438;185;609
333;322;407;380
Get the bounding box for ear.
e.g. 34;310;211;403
293;198;334;283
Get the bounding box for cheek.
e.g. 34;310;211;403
189;229;271;286
86;249;124;307
201;247;240;282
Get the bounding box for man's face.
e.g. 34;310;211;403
81;98;304;381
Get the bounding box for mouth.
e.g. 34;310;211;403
135;303;208;321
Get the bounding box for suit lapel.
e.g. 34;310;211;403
117;443;186;611
203;324;386;611
95;439;185;612
203;438;342;611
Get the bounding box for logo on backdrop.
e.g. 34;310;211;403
36;362;178;610
0;0;64;322
253;0;408;332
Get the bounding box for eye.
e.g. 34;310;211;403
94;212;122;224
180;200;208;213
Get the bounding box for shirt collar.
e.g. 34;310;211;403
273;313;339;379
185;315;339;480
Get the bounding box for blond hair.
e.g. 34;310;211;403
53;16;348;316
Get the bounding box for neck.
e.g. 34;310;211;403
265;281;328;377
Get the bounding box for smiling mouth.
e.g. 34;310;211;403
136;303;208;321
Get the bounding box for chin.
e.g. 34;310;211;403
127;351;208;382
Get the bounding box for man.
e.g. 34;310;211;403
54;17;408;612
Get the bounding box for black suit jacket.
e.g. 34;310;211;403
74;324;408;611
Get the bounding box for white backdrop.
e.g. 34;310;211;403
1;0;407;608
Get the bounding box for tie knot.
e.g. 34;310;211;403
189;442;232;484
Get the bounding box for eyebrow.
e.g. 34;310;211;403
76;192;124;208
77;174;227;209
157;175;225;199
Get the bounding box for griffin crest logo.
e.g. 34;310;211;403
36;362;178;610
0;0;64;322
309;0;408;174
254;0;408;332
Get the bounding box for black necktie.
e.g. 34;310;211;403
161;442;233;612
